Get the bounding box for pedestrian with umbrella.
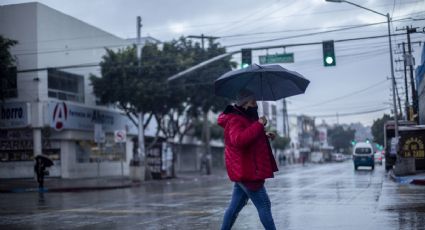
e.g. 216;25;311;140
34;154;54;190
216;64;309;230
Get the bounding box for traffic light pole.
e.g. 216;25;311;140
325;0;398;138
406;27;418;120
387;13;399;139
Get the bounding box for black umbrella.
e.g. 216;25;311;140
215;64;310;101
35;155;54;167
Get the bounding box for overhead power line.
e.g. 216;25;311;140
301;107;390;118
291;79;389;111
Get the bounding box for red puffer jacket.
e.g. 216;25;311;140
218;106;278;182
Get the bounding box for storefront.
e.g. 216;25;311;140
0;101;138;179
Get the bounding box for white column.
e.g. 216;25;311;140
33;128;42;156
32;101;43;157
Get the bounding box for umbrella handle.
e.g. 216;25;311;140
260;73;265;117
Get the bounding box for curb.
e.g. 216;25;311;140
0;182;140;193
389;170;425;185
411;179;425;185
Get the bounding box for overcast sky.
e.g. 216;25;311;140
2;0;424;126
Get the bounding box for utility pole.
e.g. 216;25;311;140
397;26;420;121
187;34;218;175
406;26;418;121
135;16;147;180
396;42;410;120
402;42;410;120
282;99;289;137
395;82;403;118
187;34;219;49
335;112;339;125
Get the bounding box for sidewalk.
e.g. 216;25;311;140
0;176;137;193
389;170;425;185
0;170;228;193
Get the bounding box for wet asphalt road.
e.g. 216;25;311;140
1;161;425;230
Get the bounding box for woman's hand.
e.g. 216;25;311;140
266;132;276;140
258;116;268;126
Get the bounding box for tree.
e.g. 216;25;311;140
0;36;18;101
272;136;291;150
371;114;392;146
90;37;235;175
193;120;224;140
182;39;236;174
328;125;355;152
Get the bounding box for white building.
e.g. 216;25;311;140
0;2;157;178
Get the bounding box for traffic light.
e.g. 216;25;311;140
241;49;252;68
322;40;336;67
351;140;356;146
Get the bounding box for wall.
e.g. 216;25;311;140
174;143;224;172
419;77;425;125
34;3;129;106
0;3;40;103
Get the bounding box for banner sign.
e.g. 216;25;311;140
46;101;137;134
0;102;30;129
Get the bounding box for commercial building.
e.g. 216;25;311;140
416;45;425;125
0;2;157;178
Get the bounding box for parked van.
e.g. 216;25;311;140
353;142;375;170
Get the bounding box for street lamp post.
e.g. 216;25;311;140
325;0;399;139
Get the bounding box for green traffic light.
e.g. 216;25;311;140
325;56;334;65
323;40;336;67
241;48;252;68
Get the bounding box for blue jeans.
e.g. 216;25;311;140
221;183;276;230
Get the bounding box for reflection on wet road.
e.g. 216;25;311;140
1;162;425;229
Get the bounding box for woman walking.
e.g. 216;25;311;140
218;90;278;230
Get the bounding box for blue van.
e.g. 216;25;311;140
353;142;375;170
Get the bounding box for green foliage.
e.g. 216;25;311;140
371;114;392;146
0;36;18;101
193;120;223;140
90;37;235;143
328;125;355;152
272;136;291;150
181;39;236;113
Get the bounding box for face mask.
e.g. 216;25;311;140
245;106;259;120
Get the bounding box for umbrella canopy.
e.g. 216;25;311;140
35;155;54;167
215;64;310;101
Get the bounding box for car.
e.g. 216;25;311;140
331;153;344;162
374;152;383;165
353;142;375;170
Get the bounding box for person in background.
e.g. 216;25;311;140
218;89;278;230
34;157;46;189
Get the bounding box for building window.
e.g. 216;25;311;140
1;67;18;99
0;129;60;162
76;139;126;163
48;69;84;103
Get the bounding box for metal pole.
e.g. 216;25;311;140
136;16;145;166
121;142;124;178
97;142;100;178
406;27;418;119
387;13;399;138
402;42;410;120
327;1;399;138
